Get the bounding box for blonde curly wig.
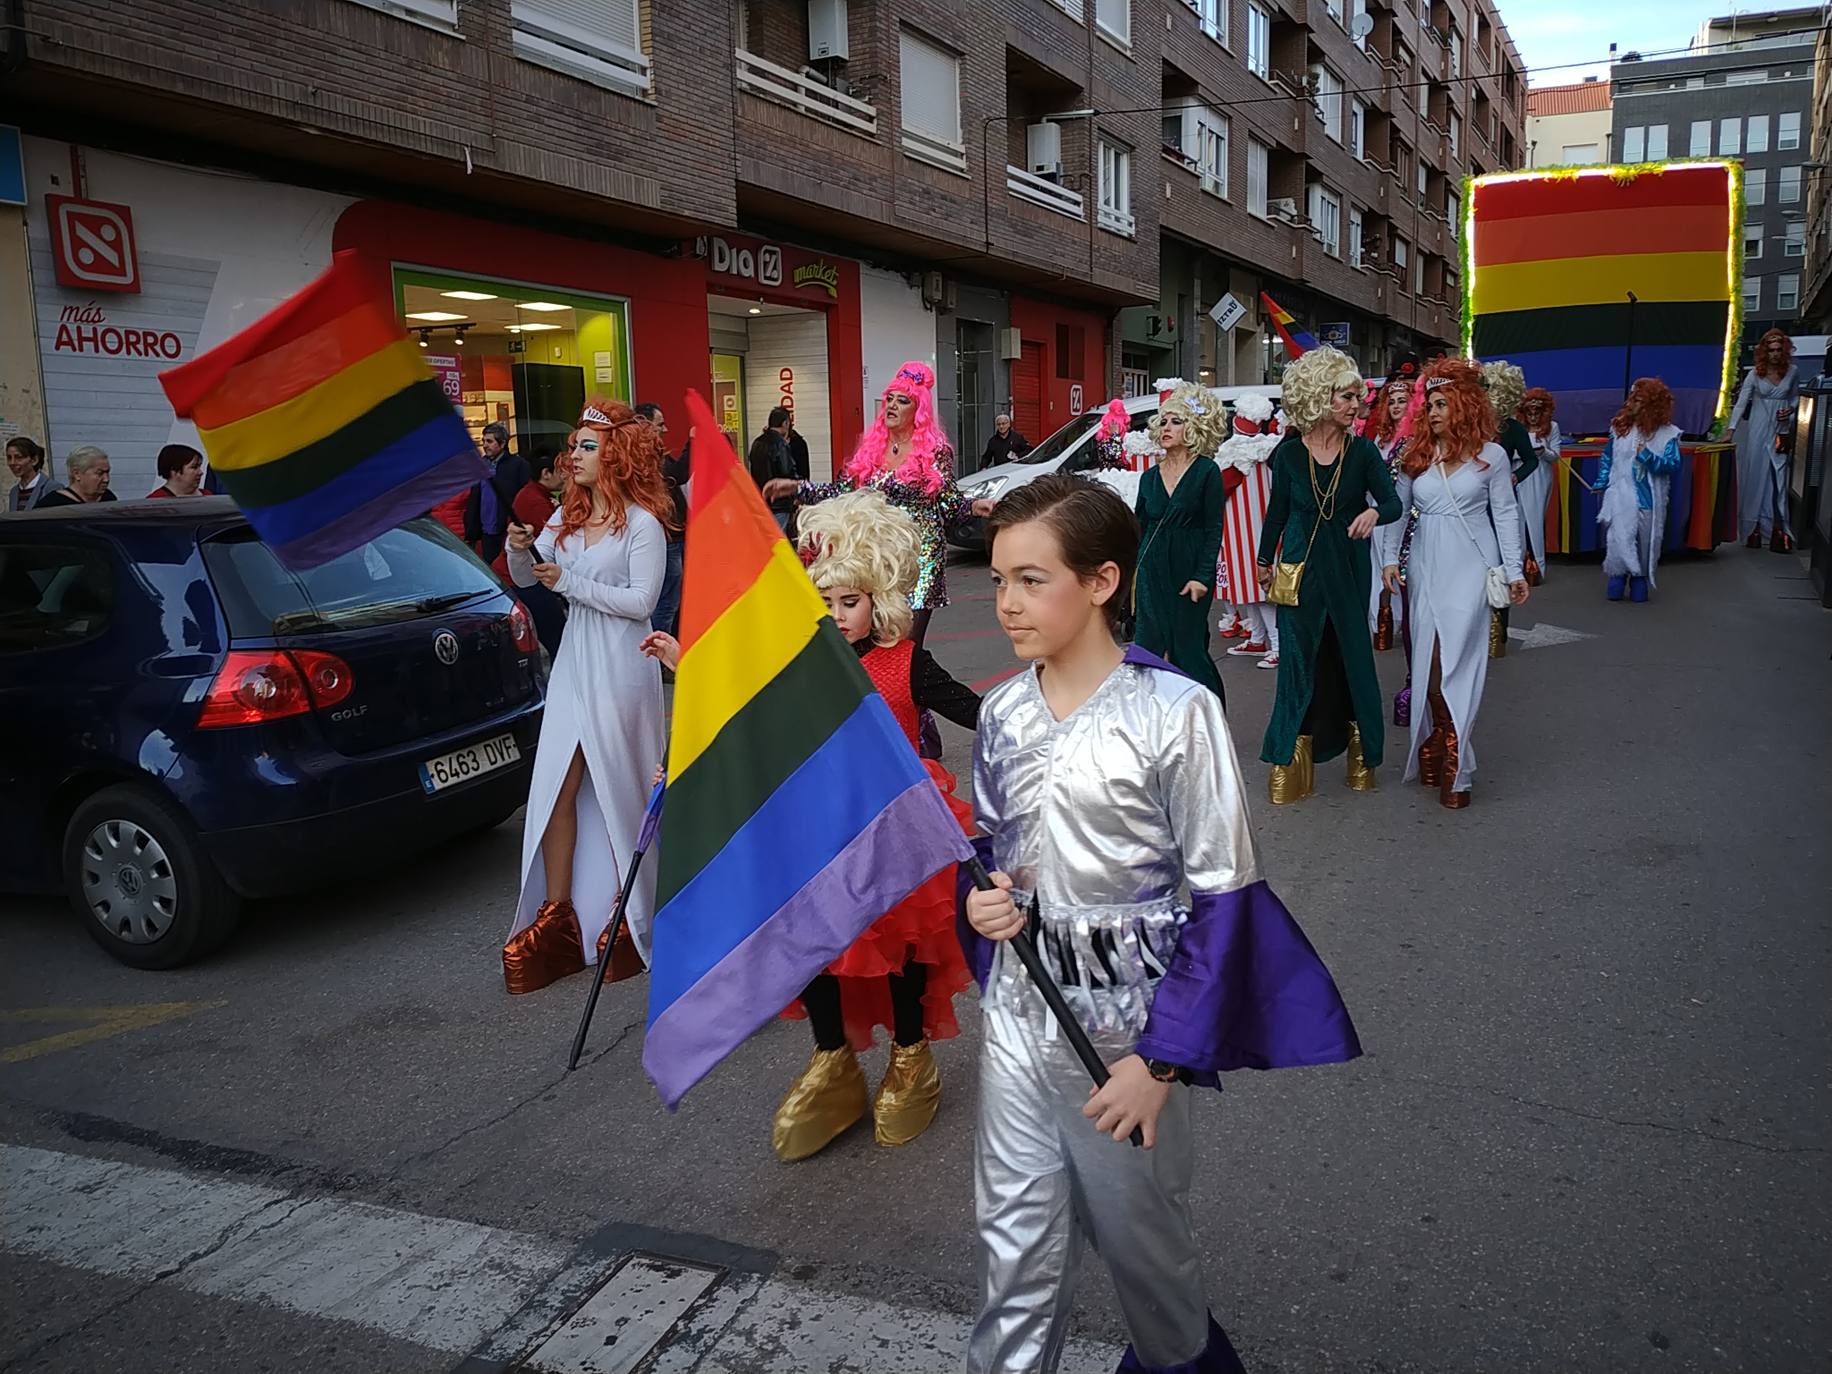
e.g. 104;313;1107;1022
794;490;923;645
1480;360;1526;423
1279;346;1364;430
1147;380;1228;457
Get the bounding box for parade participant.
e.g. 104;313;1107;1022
1216;393;1282;668
1256;346;1402;804
961;473;1361;1374
1597;377;1682;604
1380;359;1529;810
501;399;672;995
493;445;570;658
1133;380;1227;698
1517;387;1560;586
1366;361;1418;651
641;491;978;1159
1481;361;1535;659
1727;328;1799;551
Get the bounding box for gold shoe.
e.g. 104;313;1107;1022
1488;609;1507;659
1269;734;1315;805
873;1040;942;1148
771;1047;866;1162
1346;723;1377;792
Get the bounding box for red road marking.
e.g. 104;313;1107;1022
970;665;1026;692
925;628;1007;643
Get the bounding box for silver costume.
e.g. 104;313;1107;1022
965;657;1256;1373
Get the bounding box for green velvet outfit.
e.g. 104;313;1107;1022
1133;455;1226;699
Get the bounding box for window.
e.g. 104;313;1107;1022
1448;25;1461;76
1646;124;1667;160
1690;120;1711;157
350;0;457;31
1187;0;1225;44
1720;118;1741;156
510;0;649;95
1312;65;1344;144
1168;102;1229;194
1561;142;1599;164
1747;168;1766;207
1778;273;1800;311
1348;206;1365;267
1415;250;1426;295
0;541;115;653
899;28;964;172
1351;0;1369;49
1785;221;1806;257
1393;235;1410;286
1744;225;1763;261
1418;158;1428;199
1056;325;1086;379
1350;99;1367;159
1742;277;1761;312
1446;188;1459;240
1247;4;1272;79
1099;139;1134;234
1324;0;1345;20
1623;126;1645;161
1308;184;1342;256
1727;68;1766;86
1747;115;1770;154
1448;109;1461;159
1779;112;1801;150
1781;166;1802;203
1247;137;1270;215
1095;0;1130;45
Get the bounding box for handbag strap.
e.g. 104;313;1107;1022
1435;459;1497;566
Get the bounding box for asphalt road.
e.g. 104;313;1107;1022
2;545;1828;1373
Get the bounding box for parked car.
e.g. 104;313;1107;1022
0;499;544;969
952;386;1282;549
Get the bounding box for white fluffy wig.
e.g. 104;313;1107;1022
794;490;923;645
1480;360;1526;423
1280;346;1364;431
1148;380;1228;457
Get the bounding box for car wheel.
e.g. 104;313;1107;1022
64;785;243;970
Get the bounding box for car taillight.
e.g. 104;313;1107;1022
198;649;355;728
508;600;537;655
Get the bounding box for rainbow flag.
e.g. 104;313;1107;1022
1261;292;1318;356
1467;163;1739;437
642;391;973;1107
159;251;487;569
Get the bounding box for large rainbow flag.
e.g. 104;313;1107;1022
1466;162;1740;437
160;251;487;569
642;391;973;1107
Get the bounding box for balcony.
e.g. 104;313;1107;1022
902;126;969;175
735;50;877;137
1007;164;1086;220
1099;203;1138;236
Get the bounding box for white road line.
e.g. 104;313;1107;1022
525;1255;720;1374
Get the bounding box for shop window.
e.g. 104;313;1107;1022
1056;324;1086;380
510;0;650;97
395;269;632;460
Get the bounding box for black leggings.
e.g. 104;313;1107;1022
1301;620;1354;760
912;606;934;649
802;963;928;1050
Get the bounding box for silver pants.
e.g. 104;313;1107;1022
967;998;1211;1373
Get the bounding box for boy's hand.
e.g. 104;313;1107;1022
1083;1055;1172;1148
965;870;1024;941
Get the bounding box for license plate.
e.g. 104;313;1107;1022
419;733;522;794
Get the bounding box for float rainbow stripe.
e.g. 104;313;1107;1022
1466;162;1740;436
159;251;486;569
1261;291;1319;356
642;390;972;1108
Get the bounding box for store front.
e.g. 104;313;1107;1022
1008;296;1109;443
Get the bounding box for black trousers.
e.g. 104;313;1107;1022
801;963;928;1050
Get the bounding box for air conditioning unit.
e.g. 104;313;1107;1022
808;0;849;61
1027;122;1064;178
998;327;1023;361
1270;197;1301;221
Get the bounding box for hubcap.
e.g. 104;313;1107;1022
80;820;179;945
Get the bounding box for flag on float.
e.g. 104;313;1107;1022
642;391;973;1108
1260;292;1319;357
159;250;487;570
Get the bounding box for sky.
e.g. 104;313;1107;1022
1506;1;1733;86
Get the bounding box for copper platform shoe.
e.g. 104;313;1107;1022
502;899;585;995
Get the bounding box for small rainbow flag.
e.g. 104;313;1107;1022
1261;291;1319;357
159;251;487;569
642;391;973;1107
1467;162;1739;436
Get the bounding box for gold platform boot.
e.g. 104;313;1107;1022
1346;724;1377;792
1269;734;1315;805
771;1047;867;1162
873;1040;942;1147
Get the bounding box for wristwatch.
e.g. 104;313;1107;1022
1145;1058;1186;1084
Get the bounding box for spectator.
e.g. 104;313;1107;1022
747;407;796;531
635;402;691;635
36;445;117;508
6;436;51;512
492;448;569;658
980;413;1032;466
147;444;205;498
464;421;532;564
785;419;811;480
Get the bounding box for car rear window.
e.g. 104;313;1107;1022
203;519;502;638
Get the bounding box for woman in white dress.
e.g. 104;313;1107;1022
501;399;673;994
1381;359;1529;810
1727;328;1800;551
1516;387;1559;585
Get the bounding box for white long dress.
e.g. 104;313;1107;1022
1368;433;1404;631
1727;366;1798;539
1382;444;1524;793
1517;420;1559;572
507;506;666;963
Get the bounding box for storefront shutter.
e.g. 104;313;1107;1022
1012;341;1044;444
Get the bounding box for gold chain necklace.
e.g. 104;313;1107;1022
1307;443;1345;521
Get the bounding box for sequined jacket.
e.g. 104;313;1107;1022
797;448;974;611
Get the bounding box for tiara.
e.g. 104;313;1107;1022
1425;376;1454;391
581;405;616;424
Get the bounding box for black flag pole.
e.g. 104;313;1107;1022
568;781;666;1071
1622;290;1639;401
967;859;1144;1148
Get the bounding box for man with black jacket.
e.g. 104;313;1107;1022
635;402;691;635
464;422;532;564
747;407;797;532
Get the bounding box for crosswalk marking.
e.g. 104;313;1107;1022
524;1256;720;1374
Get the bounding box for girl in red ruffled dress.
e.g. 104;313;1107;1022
642;489;977;1161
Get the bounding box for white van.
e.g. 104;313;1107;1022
952;385;1282;550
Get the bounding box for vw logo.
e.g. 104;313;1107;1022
433;631;461;666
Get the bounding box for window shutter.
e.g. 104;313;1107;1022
899;30;960;144
514;0;639;56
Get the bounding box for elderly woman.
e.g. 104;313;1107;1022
147;444;205;498
36;445;117;509
1133;379;1228;698
6;437;52;512
1256;347;1403;803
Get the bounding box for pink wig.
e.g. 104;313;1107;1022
843;360;953;494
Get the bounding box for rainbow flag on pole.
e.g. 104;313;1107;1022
1261;291;1319;356
159;251;487;569
642;391;973;1107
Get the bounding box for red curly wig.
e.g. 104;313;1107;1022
556;397;677;548
1754;328;1795;382
1518;387;1556;441
1399;357;1495;477
1611;378;1674;437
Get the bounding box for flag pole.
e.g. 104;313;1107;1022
967;860;1143;1148
568;781;666;1071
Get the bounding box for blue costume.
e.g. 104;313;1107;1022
1597;422;1681;602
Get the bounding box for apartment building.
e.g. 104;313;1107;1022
0;0;1524;493
1526;78;1613;167
1800;15;1832;333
